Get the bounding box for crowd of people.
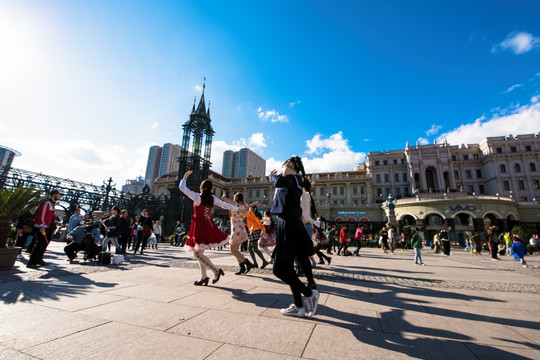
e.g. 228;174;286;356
11;155;538;318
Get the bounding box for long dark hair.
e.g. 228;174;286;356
250;205;262;219
200;180;214;207
302;178;317;218
287;156;317;217
264;210;275;228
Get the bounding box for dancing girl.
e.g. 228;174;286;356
179;170;238;286
221;192;256;275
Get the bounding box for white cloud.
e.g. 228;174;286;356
257;107;289;123
289;100;301;108
492;31;540;54
306;132;351;155
436;100;540;145
425;124;441;136
5;136;153;186
248;132;266;148
417;137;429;145
194;85;202;92
150;121;159;130
301;132;366;173
504;83;522;93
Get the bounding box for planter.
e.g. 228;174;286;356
0;247;21;269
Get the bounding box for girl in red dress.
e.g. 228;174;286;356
179;171;239;286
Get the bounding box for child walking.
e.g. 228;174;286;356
179;170;239;286
270;156;319;318
246;204;269;268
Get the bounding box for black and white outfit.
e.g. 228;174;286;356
270;172;318;317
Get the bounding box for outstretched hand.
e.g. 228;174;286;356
270;169;278;176
183;170;193;180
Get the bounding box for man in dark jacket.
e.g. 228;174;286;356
439;228;451;256
488;225;500;260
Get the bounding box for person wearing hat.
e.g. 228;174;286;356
27;189;62;269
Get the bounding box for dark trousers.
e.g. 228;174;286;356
28;230;49;266
273;258;313;308
314;248;331;263
134;234;149;253
119;233;129;252
442;240;451;255
64;241;81;260
354;240;362;255
490;241;499;259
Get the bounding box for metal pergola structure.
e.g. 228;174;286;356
0;166;169;225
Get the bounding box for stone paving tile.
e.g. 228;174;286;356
303;324;478;360
167;309;315;357
171;286;277;316
77;297;208;331
30;291;127;312
205;344;302;360
101;283;199;303
464;342;540;360
24;322;221;360
0;303;107;349
0;344;39;360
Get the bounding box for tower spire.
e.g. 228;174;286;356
196;78;207;114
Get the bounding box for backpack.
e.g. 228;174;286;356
98;251;111;265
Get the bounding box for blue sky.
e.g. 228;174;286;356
1;0;539;186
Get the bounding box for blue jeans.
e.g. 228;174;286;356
414;248;423;264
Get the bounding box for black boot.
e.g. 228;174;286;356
244;259;254;274
235;262;246;275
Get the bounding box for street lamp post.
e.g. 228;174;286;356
101;177;116;211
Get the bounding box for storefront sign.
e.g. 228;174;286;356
449;205;477;212
338;211;366;215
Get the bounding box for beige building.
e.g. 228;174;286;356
155;133;540;239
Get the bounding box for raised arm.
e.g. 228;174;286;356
178;171;201;205
212;196;239;211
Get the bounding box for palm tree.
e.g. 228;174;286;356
0;187;44;248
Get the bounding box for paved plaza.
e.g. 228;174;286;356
1;241;540;359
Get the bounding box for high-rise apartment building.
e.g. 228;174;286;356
222;148;266;178
144;143;184;189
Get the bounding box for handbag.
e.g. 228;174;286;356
112;254;124;265
312;227;330;248
258;232;276;247
378;236;383;245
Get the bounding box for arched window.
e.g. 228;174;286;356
400;215;416;227
425;214;444;226
455;213;473;227
500;164;506;173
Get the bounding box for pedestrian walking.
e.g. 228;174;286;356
412;227;425;266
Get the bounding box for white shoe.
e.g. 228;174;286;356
280;304;305;317
304;290;319;317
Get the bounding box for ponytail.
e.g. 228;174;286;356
200;180;214;207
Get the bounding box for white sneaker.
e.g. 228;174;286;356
304;290;319;317
280;304;305;317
